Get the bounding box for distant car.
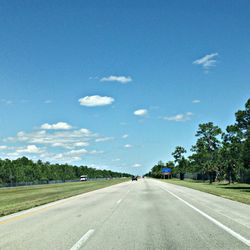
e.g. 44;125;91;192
80;175;88;181
131;176;137;181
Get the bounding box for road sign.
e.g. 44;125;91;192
161;168;172;173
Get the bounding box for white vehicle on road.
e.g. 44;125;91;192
80;175;88;181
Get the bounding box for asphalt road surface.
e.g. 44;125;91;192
0;178;249;250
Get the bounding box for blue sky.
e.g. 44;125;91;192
0;0;249;175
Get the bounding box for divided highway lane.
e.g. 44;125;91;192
0;179;249;250
0;181;132;250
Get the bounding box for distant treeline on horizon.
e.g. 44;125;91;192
0;157;131;185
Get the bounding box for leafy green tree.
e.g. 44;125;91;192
220;125;243;184
234;99;250;169
145;98;250;184
0;157;131;186
149;161;165;178
172;146;187;180
165;161;174;179
191;122;222;183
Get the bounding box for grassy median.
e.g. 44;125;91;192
0;178;129;217
161;179;250;205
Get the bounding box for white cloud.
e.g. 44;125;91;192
51;152;83;162
133;163;142;168
51;142;69;148
73;142;89;147
17;145;42;154
89;76;99;80
75;128;92;135
95;137;114;142
1;99;13;105
64;148;88;157
163;112;193;122
100;75;132;84
41;122;72;130
5;152;20;158
79;95;114;107
193;53;218;71
134;109;148;116
0;124;110;163
89;150;104;154
112;158;121;162
122;134;128;139
39;148;102;163
192;99;201;103
124;144;132;148
7;127;96;150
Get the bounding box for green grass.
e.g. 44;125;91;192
0;178;129;217
161;179;250;205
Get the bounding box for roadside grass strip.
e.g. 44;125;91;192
161;179;250;205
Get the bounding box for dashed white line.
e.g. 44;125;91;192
160;186;250;247
117;199;122;205
70;229;95;250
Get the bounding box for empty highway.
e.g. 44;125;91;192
0;178;249;250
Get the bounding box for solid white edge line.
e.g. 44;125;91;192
160;186;250;247
70;229;95;250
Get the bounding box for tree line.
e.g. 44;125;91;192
0;157;131;185
147;98;250;184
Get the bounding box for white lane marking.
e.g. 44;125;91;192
160;186;250;247
70;229;95;250
117;199;122;205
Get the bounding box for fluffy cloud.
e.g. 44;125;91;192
122;134;128;139
16;145;42;154
73;142;89;147
37;148;103;163
100;75;132;84
79;95;114;107
124;144;132;148
42;149;89;163
8;128;95;149
64;148;88;157
192;100;201;103
163;112;193;122
134;109;148;116
41;122;72;130
193;53;218;71
1;126;107;163
133;163;142;167
95;137;114;142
